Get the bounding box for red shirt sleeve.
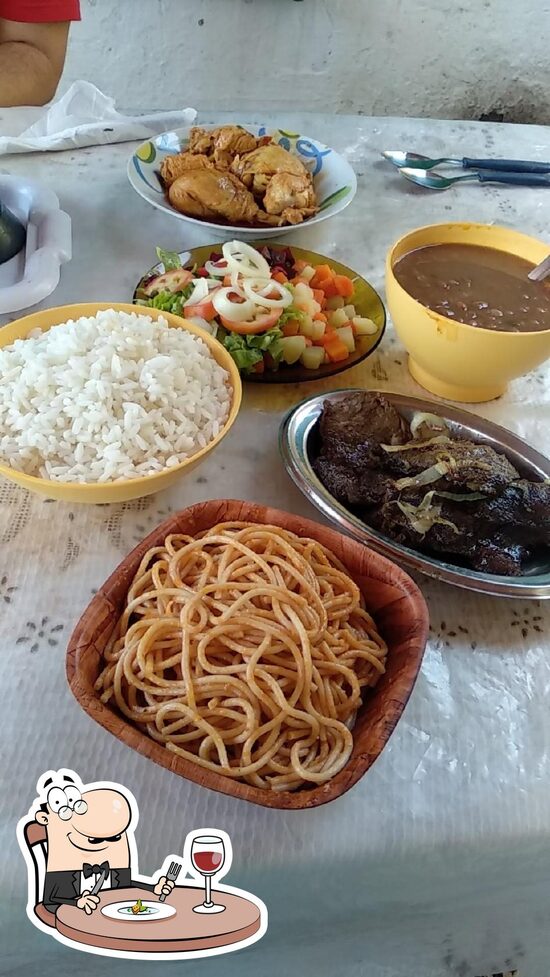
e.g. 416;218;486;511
0;0;81;21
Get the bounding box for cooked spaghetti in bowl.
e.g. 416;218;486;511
95;522;387;792
67;500;429;810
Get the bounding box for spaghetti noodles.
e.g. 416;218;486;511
96;522;387;791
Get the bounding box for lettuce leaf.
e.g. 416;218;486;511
142;285;193;316
223;328;283;372
155;247;182;271
278;305;305;327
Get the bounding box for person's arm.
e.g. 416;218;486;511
0;19;70;106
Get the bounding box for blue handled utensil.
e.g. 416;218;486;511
383;150;550;174
399;167;550;190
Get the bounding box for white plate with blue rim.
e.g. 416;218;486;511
127;124;357;240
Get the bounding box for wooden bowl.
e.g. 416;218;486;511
66;501;429;810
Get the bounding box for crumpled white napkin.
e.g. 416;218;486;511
0;81;197;156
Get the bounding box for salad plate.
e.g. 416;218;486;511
127;124;357;240
133;242;386;383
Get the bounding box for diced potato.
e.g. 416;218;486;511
325;295;345;311
352;316;378;336
280;335;307;365
301;265;316;283
311;320;326;341
294;282;312;303
328;308;349;329
299;314;315;338
336;325;356;353
300;346;325;370
343;304;356;319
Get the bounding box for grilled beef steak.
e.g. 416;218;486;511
313;392;549;576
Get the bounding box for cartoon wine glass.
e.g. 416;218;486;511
191;835;226;914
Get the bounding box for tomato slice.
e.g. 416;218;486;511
184;296;217;321
220;309;282;335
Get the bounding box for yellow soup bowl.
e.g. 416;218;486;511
0;303;242;503
386;222;550;402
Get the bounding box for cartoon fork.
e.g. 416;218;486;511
159;860;182;902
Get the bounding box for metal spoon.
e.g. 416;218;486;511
528;254;550;282
399;167;550;190
383;150;550;174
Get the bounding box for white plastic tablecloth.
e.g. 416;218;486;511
1;112;550;977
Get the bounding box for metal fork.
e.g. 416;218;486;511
159;860;182;902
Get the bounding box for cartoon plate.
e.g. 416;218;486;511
101;900;176;921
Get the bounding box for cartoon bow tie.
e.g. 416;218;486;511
82;861;109;879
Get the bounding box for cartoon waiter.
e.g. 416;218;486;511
33;770;174;915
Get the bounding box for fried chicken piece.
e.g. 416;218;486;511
187;125;261;162
263;172;317;217
277;208;309;225
188;127;215;155
212;125;260;156
160;152;214;187
231;144;309;194
168;168;279;225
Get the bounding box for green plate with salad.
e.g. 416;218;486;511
133;242;386;383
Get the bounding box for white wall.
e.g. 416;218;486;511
61;0;550;122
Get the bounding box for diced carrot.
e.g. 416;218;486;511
291;276;309;286
273;271;288;284
316;328;337;347
324;336;349;362
282;319;300;337
333;274;354;298
312;275;338;298
313;311;328;322
293;259;308;273
310;264;332;284
310;274;327;290
312;288;325;305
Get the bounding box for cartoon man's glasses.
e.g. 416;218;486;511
47;785;88;820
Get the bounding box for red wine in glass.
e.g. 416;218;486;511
191;835;226;914
193;850;223;873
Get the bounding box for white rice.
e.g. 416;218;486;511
0;309;232;483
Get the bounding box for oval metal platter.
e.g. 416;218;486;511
279;388;550;599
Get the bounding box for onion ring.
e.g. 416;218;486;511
205;259;229;277
183;279;209;307
212;286;256;322
242;278;293;309
222;240;271;279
